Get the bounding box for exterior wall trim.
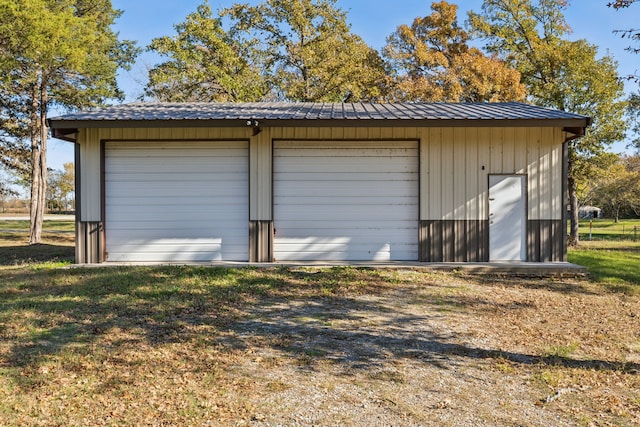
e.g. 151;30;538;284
52;118;589;132
249;220;273;262
561;141;569;261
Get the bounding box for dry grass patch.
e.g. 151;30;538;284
0;264;638;426
0;224;639;426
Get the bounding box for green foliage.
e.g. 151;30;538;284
383;1;526;102
223;0;388;101
46;162;74;212
145;3;268;102
0;0;138;113
0;0;138;243
587;157;640;221
147;0;387;102
628;92;640;151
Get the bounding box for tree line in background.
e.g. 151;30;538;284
579;153;640;222
0;0;138;242
0;0;638;245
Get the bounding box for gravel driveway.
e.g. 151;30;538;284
215;270;638;426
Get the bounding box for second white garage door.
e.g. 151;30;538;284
105;141;248;262
274;141;419;261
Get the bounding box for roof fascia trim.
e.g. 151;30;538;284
49;117;590;131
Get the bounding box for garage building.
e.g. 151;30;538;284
48;102;590;264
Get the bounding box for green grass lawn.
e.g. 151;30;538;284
568;243;640;293
0;220;639;425
568;219;640;292
0;220;75;265
0;219;75;232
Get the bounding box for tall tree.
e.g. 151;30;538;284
224;0;387;102
589;155;640;221
384;1;526;102
469;0;627;245
146;2;268;102
628;92;640;151
47;162;74;212
608;0;639;58
0;171;18;214
0;0;138;243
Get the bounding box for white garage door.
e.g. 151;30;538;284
274;141;419;261
105;141;248;262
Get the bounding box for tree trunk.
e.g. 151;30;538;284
29;79;47;245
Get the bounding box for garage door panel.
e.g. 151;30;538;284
107;171;247;183
107;247;248;263
275;144;417;155
107;202;247;217
275;172;418;182
276;209;418;222
105;141;248;262
275;196;418;206
275;184;417;198
109;196;243;207
274;245;419;262
275;225;417;238
108;227;248;240
275;160;417;174
107;159;247;174
274;141;419;261
108;185;246;199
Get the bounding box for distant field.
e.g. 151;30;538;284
0;219;74;265
0;220;75;232
577;219;640;241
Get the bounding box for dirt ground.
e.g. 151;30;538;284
218;270;639;426
0;267;638;426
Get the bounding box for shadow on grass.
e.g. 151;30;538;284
471;275;599;295
0;244;74;266
0;265;636;388
227;291;639;374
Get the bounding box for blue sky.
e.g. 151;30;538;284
47;0;639;169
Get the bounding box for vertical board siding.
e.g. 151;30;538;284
249;220;273;262
249;128;272;221
420;220;489;262
76;221;102;263
421;127;563;222
78;129;102;222
514;128;529;175
527;220;565;262
527;130;541;221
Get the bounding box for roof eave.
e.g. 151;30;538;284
49;117;591;143
51;128;78;142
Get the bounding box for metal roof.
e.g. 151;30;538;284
49;101;589;122
48;102;591;141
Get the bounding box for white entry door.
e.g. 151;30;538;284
489;175;526;261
